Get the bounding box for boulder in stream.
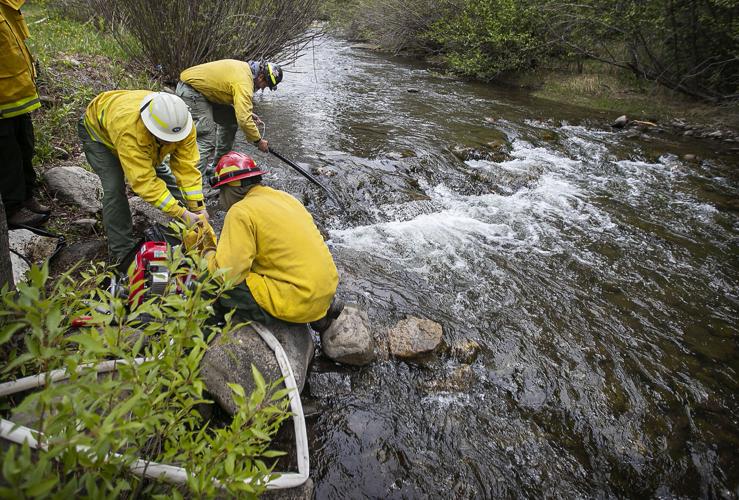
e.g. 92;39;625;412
44;166;102;214
321;305;376;366
612;115;629;128
388;316;444;360
200;322;314;415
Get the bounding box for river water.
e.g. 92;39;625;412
244;36;738;498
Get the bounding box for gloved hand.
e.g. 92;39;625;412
200;222;217;253
193;209;209;223
183;220;218;254
181;209;201;226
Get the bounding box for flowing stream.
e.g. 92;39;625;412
238;36;738;498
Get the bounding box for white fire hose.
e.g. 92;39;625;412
0;322;309;490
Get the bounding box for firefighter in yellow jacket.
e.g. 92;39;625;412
0;0;51;228
78;90;205;262
176;59;283;177
186;151;341;329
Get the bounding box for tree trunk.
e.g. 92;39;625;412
0;195;14;291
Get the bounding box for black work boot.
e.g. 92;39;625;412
7;207;49;228
310;299;345;333
23;197;51;215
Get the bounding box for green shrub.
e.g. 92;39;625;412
84;0;323;83
425;0;547;79
0;252;290;498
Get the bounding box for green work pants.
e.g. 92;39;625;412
214;282;288;327
77;116;185;262
176;82;239;177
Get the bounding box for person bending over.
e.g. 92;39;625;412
79;91;206;262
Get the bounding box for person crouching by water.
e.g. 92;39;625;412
186;151;342;331
79;91;206;263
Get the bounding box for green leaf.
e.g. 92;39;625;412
0;323;24;345
260;450;286;458
228;383;246;399
225;453;235;475
2;446;17;480
66;332;106;353
25;475;58;496
251;428;271;441
251;365;266;394
269;387;293;402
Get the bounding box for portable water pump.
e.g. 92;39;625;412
127;241;170;306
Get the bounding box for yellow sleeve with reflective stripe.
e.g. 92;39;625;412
168;127;204;212
231;81;261;143
115;131;186;218
208;207;256;284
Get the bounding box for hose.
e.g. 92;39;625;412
0;324;309;490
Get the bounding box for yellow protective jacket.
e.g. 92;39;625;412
83;90;203;217
208;185;339;323
180;59;261;143
0;0;40;119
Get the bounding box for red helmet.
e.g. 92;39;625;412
209;152;267;188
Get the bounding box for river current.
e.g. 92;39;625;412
241;36;738;498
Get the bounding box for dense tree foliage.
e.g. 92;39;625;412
426;0;547;79
329;0;738;101
543;0;738;100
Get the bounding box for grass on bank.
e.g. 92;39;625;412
500;61;739;129
24;1;158;167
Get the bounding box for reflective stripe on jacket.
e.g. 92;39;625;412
208;185;339;323
83;90;202;217
0;0;40;118
180;59;261;143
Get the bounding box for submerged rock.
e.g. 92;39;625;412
44;166;102;214
308;372;352;398
200;322;314;415
451;145;477;161
420;365;475;392
388;317;444;360
450;339;482;364
321;305;376;366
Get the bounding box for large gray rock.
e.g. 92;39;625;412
128;196;171;232
388;317;444;360
44;166;102;214
49;240;107;277
320;305;376;366
8;229;59;284
200;322;314;415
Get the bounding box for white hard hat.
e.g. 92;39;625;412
139;92;193;142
